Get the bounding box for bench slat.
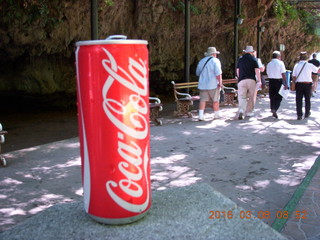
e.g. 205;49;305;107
174;82;199;89
222;79;237;85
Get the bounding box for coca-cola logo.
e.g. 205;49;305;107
102;48;150;213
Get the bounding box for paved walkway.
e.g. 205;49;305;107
0;88;320;239
281;158;320;240
159;90;320;240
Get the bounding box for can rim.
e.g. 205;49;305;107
76;39;148;46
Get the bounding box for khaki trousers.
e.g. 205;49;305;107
237;79;257;114
312;74;318;92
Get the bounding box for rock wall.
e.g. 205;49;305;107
0;0;319;98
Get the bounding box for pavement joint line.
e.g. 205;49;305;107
271;155;320;232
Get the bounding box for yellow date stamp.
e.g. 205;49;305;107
208;210;308;220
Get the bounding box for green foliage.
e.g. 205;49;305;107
0;0;61;30
167;0;200;15
273;0;298;24
103;0;114;7
190;4;201;15
273;0;318;35
168;1;185;13
298;9;319;35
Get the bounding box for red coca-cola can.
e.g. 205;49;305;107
75;35;151;224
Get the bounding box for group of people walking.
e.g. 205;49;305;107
196;46;320;120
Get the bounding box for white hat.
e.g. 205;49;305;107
273;51;281;55
243;46;255;53
204;47;220;56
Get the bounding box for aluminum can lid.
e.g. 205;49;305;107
76;35;148;46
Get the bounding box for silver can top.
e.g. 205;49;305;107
76;35;148;46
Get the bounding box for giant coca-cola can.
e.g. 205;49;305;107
75;35;151;224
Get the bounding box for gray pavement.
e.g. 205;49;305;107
281;162;320;240
1;89;320;239
0;184;287;240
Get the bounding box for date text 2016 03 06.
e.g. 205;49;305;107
208;210;307;220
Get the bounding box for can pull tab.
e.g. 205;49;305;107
106;35;127;40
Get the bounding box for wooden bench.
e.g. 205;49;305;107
0;129;8;167
149;97;163;126
221;78;238;106
171;79;238;117
171;81;200;117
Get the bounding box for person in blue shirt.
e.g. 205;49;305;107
196;47;222;121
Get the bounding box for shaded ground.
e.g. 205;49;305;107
0;93;79;153
0;92;174;153
1;110;78;153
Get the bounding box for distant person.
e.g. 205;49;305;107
308;53;320;96
196;47;222;121
292;52;319;120
253;50;265;102
236;46;262;119
266;51;287;118
253;50;265;73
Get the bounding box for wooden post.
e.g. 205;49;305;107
234;0;240;76
185;0;190;85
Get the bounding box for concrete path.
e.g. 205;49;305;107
0;89;320;239
0;184;287;240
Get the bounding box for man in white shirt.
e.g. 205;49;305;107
196;47;222;121
266;51;287;118
292;52;319;120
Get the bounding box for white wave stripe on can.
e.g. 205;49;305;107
75;47;91;212
82;114;91;212
101;48;150;212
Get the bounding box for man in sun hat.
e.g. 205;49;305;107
292;51;319;120
236;45;262;119
196;47;223;121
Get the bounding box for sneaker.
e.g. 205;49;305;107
246;112;254;117
305;112;311;118
238;112;244;120
272;112;278;118
214;112;221;119
297;116;302;120
199;116;205;121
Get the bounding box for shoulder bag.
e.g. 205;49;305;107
198;57;213;76
291;62;306;91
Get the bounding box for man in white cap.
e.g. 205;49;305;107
236;45;262;119
266;50;287;118
196;47;222;121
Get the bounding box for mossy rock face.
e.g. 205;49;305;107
0;55;75;95
0;0;319;97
